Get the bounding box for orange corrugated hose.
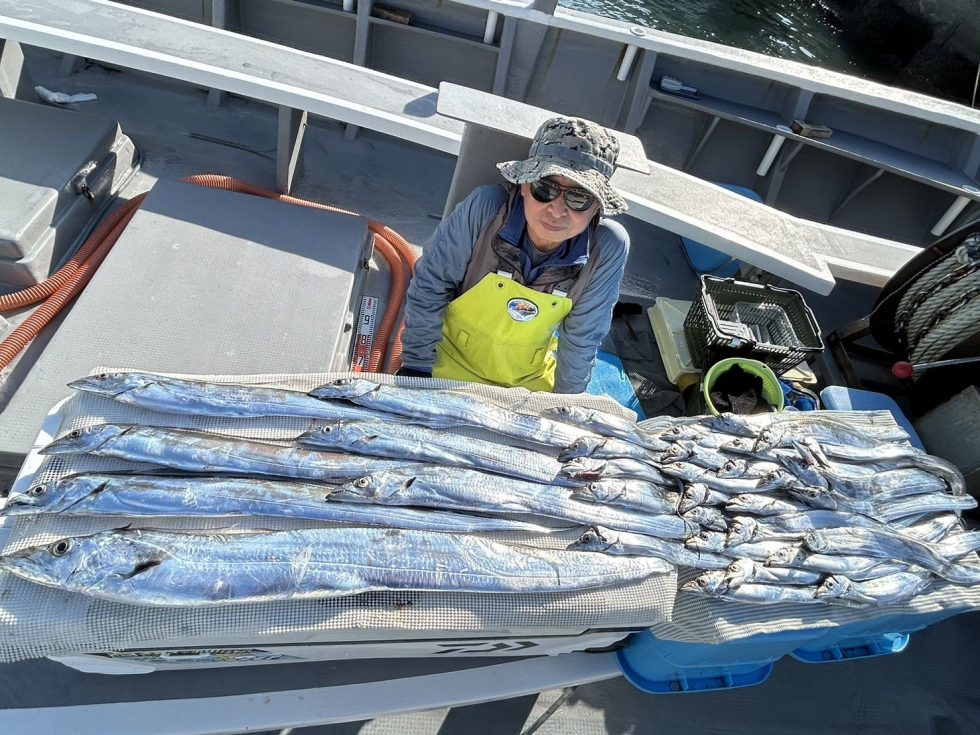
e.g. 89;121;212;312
0;196;144;312
0;174;420;373
0;194;145;370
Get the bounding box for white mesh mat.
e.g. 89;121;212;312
0;370;676;663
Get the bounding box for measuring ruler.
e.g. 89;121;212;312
351;295;379;372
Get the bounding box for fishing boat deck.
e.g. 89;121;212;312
1;43;977;735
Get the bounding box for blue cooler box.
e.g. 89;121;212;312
617;607;966;694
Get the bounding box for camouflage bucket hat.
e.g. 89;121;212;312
497;116;627;216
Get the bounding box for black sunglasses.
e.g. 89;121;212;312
528;179;597;212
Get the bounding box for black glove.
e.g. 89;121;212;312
396;366;432;379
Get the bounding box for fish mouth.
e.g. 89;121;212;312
66;375;132;396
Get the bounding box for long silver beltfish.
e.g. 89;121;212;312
677;483;729;513
570;526;728;570
334;466;700;540
308;378;591;448
297;420;567;486
40;424;410;481
682;574;853;605
569;478;679;515
724;493;809;516
704;413;910;445
558;435;662;464
67;371;383;421
559;456;671;485
540;405;670;451
0;473;554;534
815;570;935;606
804;528;980;584
722;557;823;588
0;527;670;606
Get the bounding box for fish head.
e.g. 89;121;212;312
752;427;781;452
40;424;129;455
1;474;110;515
684;529;726;553
725;557;758;582
544;405;588;423
756;469;794;491
67;371;155;397
0;530;163;592
662;424;701;442
719;436;754;455
803;530;827;552
0;481;57;515
569;526;618;552
716;458;747;478
557;436;602;461
577;479;626;505
337;470;412;502
724;494;753;512
788;485;837;510
765;545;804;567
678;482;709;513
682;571;727;596
559;457;605;481
725;517;757;547
815;575;851;599
308;378;379;400
660;441;694;464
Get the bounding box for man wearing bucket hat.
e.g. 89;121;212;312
399;116;630;393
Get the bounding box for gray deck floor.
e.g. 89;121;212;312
263;609;980;734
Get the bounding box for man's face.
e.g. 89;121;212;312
520;176;599;252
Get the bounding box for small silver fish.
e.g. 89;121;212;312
41;424;410;481
569;479;678;515
570;526;728;570
68;371;382;421
308;378;590;448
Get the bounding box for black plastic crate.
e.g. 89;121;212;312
683;276;824;375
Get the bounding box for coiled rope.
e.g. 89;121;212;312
894;233;980;363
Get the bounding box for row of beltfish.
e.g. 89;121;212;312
1;370;974;610
546;402;977;608
0;372;686;606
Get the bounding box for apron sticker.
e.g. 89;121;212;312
507;298;539;322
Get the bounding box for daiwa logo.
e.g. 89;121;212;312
507;298;538;322
433;640;538;655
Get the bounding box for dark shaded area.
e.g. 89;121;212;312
821;0;978;104
707;363;767;414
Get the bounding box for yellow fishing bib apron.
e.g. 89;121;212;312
433;272;573;391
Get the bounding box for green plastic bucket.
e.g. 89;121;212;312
700;358;784;416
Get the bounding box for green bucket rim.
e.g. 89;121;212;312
700;358;784;416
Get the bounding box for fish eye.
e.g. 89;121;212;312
97;373;109;380
699;531;711;540
68;429;82;439
697;577;708;587
581;530;597;543
50;539;72;557
28;485;46;497
355;477;370;488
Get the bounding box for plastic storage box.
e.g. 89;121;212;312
617;607;966;694
683;276;824;375
647;298;700;389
